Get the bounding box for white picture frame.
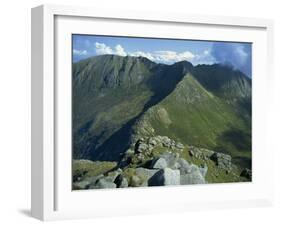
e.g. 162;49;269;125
31;4;274;221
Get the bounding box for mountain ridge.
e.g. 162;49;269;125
72;54;251;169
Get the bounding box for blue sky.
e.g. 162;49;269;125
72;34;252;77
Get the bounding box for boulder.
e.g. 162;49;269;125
148;168;180;186
125;148;134;156
114;174;129;188
176;158;192;175
137;153;145;162
180;173;206;185
161;136;172;147
135;167;158;178
148;137;158;146
199;164;208;177
175;142;184;149
179;162;207;185
106;168;123;182
134;167;159;186
130;175;143;187
240;168;252;180
189;149;194;157
160;152;179;169
150;157;168;169
73;180;90;190
210;152;232;169
84;174;104;185
180;165;206;185
95;177;117;189
136;143;149;153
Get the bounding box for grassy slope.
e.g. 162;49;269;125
72;56;191;160
73;160;117;180
132;74;251;168
72;56;156;159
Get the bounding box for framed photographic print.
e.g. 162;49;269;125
31;4;274;221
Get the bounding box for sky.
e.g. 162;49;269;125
72;34;252;77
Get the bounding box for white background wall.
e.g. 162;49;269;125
0;0;280;225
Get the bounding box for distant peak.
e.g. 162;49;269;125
174;60;193;66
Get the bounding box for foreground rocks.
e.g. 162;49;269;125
73;151;208;189
149;168;180;186
73;135;249;190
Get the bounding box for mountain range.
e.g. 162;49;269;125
72;54;251;169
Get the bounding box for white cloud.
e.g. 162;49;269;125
95;42;127;56
211;43;251;76
234;45;248;65
115;44;127;56
203;50;210;55
129;51;155;61
94;42;215;65
153;50;195;63
73;49;88;56
192;49;216;65
95;42;113;55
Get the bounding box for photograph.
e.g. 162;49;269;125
72;34;252;190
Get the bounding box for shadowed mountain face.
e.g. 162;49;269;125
73;55;251;168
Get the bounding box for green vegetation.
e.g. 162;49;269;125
72;160;117;180
132;74;251;168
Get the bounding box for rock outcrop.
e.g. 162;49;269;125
149;168;180;186
210;152;232;170
72;135;250;190
131;136;186;155
73;151;208;189
240;168;252;180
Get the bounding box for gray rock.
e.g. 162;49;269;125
180;173;206;185
160;152;179;169
161;136;172;147
176;158;192;175
148;168;180;186
131;175;143;187
73;180;91;189
135;167;158;179
203;155;208;161
151;157;168;169
84;174;104;185
95;177;117;189
114;174;128;188
137;154;145;161
148;137;158;146
199;164;208;178
125;148;134;156
106;168;122;182
189;149;194;157
211;152;232;169
240;168;252;180
179;162;207;185
136;143;149;153
175;142;184;149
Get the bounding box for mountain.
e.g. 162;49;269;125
72;55;251;169
72;55;193;160
131;67;251;168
